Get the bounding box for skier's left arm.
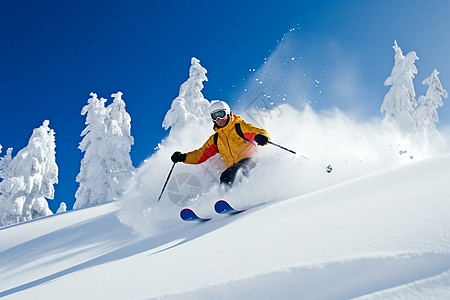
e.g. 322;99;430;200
239;121;270;146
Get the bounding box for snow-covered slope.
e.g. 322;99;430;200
1;154;450;299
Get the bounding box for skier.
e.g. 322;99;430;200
171;101;270;186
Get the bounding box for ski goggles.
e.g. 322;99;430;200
211;110;227;121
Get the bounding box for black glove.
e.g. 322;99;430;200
254;134;269;146
171;151;186;163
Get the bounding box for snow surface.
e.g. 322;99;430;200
1;153;450;299
1;50;449;298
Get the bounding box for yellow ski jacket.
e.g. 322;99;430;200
184;114;270;168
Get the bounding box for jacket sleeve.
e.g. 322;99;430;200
239;121;270;143
184;134;219;164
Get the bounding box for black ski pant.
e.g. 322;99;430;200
220;158;256;186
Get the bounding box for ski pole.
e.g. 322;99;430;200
295;152;333;173
298;153;333;174
157;162;176;203
268;141;333;173
268;141;296;154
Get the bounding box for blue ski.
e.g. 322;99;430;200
181;200;259;222
214;200;247;214
180;208;211;222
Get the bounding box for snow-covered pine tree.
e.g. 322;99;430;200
105;92;135;199
74;92;134;209
162;57;210;130
0;146;12;179
75;93;109;209
0;120;58;226
57;202;67;213
413;69;448;130
381;41;419;132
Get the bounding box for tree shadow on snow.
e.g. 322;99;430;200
0;206;250;297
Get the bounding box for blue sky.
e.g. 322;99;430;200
1;0;450;212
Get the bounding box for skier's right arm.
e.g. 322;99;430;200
177;134;218;165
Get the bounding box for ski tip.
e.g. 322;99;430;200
214;200;240;214
215;200;228;206
180;208;211;222
180;208;197;221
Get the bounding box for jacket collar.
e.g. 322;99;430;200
213;114;242;133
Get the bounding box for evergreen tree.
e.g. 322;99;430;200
381;41;419;132
57;202;67;213
413;69;448;130
75;93;109;209
162;57;210;130
74;92;134;209
105;92;135;200
0;121;58;226
0;146;12;179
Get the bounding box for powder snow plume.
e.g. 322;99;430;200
118;103;444;235
118;32;446;235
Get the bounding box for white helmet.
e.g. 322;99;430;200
209;100;230;115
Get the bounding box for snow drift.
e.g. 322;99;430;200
118;103;443;235
1;154;449;299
